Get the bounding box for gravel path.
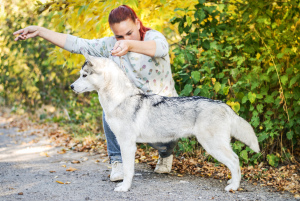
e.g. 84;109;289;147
0;121;297;201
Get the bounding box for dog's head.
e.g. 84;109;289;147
70;50;109;93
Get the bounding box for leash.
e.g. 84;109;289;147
119;56;126;72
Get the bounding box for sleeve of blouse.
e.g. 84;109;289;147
63;34;112;58
145;31;169;58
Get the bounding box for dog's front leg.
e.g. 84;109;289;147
114;140;137;192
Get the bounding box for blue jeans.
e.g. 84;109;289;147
103;113;177;163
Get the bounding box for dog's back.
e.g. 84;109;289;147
123;94;248;145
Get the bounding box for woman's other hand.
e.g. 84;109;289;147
111;40;131;56
13;26;40;41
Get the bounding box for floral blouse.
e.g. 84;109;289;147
63;29;178;97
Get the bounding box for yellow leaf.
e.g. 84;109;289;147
58;149;66;154
56;181;64;184
256;53;261;60
135;159;139;163
66;167;77;172
40;152;49;157
102;158;109;163
211;78;216;85
70;69;80;75
62;165;66;168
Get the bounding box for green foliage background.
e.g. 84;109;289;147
1;0;299;167
0;0;72;107
171;0;300;166
0;0;103;139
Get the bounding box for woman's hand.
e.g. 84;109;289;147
13;26;67;48
13;26;40;41
111;40;131;56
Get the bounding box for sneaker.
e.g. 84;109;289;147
154;155;173;173
110;161;124;181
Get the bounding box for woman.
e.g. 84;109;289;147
14;5;178;182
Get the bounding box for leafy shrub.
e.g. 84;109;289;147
171;0;300;166
0;0;74;108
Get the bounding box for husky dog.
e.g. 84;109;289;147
70;51;260;192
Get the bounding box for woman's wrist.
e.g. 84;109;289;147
127;40;133;52
37;26;47;38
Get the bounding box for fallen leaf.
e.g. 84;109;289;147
62;165;66;168
49;171;56;173
71;160;80;164
102;158;109;163
40;152;49;157
58;149;66;154
56;181;64;184
66;167;77;172
294;194;300;199
18;192;23;195
229;190;235;193
65;182;71;184
177;174;183;177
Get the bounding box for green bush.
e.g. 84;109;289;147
171;0;300;166
0;0;74;108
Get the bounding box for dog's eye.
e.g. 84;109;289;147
83;74;87;78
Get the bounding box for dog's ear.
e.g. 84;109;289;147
81;48;95;66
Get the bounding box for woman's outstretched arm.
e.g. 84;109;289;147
14;26;67;48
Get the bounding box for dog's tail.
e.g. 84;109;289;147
230;112;260;153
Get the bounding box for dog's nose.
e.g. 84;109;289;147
70;85;74;90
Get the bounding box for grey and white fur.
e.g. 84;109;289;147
70;51;260;192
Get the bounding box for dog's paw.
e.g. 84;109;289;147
114;183;130;192
225;183;239;192
116;182;123;187
227;179;232;184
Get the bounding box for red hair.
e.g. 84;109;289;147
108;5;151;41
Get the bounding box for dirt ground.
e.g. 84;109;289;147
0;118;298;201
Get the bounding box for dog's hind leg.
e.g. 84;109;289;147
114;140;137;192
197;137;241;191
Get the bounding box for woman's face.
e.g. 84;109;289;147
110;18;141;41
